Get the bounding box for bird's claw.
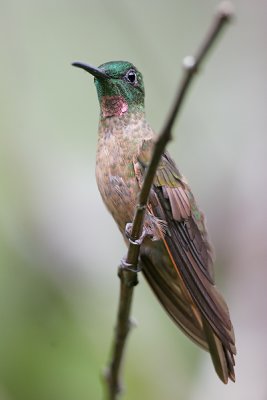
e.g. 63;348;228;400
120;256;142;273
118;257;141;287
125;222;151;246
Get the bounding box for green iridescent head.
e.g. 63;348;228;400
72;60;145;117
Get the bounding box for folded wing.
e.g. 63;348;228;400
137;143;236;383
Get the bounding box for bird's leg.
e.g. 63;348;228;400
125;222;150;245
119;256;142;274
119;222;152;276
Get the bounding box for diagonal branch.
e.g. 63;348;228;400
104;3;234;399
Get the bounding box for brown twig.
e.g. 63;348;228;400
104;3;234;399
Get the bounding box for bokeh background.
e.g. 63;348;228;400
1;0;266;399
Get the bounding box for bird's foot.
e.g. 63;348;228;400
119;256;142;273
125;222;151;246
118;257;141;287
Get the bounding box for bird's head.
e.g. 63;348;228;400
72;60;145;118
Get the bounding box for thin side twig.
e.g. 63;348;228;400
104;3;234;399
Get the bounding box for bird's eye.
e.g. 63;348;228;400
125;69;137;85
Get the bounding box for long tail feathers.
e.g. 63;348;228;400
203;318;235;383
140;242;236;383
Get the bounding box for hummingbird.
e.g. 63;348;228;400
72;60;236;383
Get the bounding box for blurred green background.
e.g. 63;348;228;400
0;0;266;399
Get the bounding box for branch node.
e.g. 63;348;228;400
217;1;235;20
183;55;197;72
129;317;138;329
125;275;139;287
103;367;122;397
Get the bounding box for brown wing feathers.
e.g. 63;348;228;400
140;151;236;382
163;212;235;352
141;253;209;350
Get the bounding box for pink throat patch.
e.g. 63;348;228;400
101;96;128;118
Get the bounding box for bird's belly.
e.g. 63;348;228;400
95;119;153;234
95;162;139;234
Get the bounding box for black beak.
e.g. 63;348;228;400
72;61;110;79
